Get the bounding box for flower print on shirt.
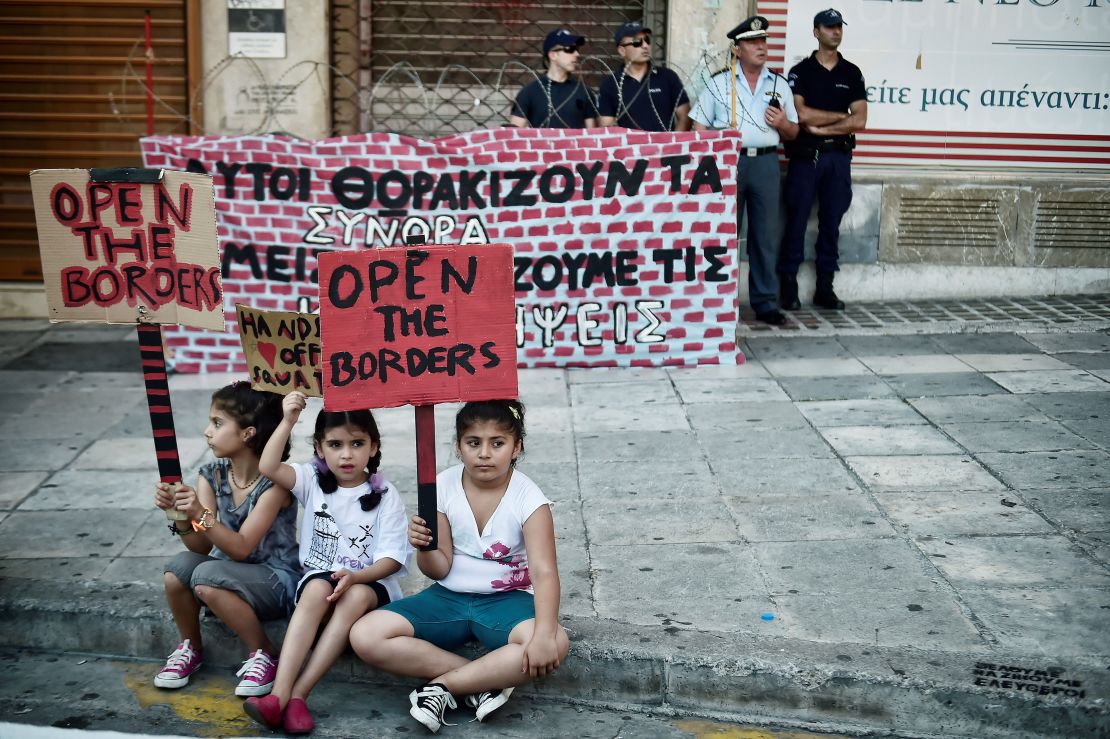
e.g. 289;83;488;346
483;540;530;591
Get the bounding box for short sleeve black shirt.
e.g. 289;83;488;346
786;52;866;154
511;76;598;128
596;65;690;131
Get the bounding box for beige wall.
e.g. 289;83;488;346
665;0;752;92
199;0;331;139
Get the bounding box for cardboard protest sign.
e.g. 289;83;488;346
319;243;518;411
236;304;322;397
29;168;223;330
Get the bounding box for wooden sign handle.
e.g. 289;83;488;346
138;324;186;520
415;404;438;551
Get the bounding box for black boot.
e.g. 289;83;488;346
813;272;845;310
779;273;801;311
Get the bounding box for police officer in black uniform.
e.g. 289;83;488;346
777;8;867;311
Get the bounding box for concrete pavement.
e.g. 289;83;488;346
0;313;1108;737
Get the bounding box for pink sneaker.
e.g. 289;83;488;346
283;698;314;734
234;649;277;696
153;639;203;689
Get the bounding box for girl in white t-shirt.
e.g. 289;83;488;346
351;399;568;732
246;391;410;735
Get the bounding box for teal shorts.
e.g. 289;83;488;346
382;583;535;650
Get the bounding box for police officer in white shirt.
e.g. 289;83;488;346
691;16;798;326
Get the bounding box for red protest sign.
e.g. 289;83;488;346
319;244;518;410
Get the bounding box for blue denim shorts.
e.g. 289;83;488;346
382;583;535;650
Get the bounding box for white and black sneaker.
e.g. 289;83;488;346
409;682;457;733
465;686;514;722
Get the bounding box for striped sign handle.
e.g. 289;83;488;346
138;324;186;520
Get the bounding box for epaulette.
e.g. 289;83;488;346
710;66;730;77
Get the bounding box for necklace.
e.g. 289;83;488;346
230;465;261;490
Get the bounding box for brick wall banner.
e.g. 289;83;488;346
140;129;742;372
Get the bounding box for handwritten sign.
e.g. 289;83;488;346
319;243;518;411
236;304;321;396
29;169;223;330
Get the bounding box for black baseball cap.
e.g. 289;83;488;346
614;21;651;44
544;28;586;54
813;8;846;26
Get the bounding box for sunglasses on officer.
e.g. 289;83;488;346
551;45;581;54
619;37;650;48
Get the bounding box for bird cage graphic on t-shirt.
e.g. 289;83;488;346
305;504;340;570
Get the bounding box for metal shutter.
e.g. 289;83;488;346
333;0;668;138
0;0;197;281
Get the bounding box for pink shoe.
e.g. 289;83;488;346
244;694;283;728
235;649;277;696
153;639;203;689
283;698;315;734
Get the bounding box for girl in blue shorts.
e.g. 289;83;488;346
351;399;569;733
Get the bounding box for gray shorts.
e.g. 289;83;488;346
165;551;291;621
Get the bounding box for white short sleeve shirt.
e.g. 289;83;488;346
435;464;553;595
291;462;411;603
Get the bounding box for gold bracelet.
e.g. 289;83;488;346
191;508;216;532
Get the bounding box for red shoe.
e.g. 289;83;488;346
283;698;315;734
243;694;283;728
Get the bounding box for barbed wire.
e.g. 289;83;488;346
110;35;749;138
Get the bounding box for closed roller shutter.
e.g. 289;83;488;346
334;0;669;138
0;0;197;281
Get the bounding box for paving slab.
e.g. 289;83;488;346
590;542;771;630
0;471;48;510
929;333;1042;354
752;539;941;595
743;336;852;360
668;361;772;379
69;437;210;471
1022;331;1110;354
725;494;896;541
1019;390;1110;421
882;372;1006;398
1021;488;1110;532
0;509;149;559
700;426;834;460
977;450;1110;490
919;535;1110;589
986;369;1108;394
1058;417;1110;449
820;425;963;456
569;380;677;408
7;340;142;371
761;357;872;378
686;400;812;432
874;490;1056;539
576;429;702;462
570;402;690;432
797;398;927;427
18;470;156;511
837;334;944;356
956;587;1110;658
954;353;1074;372
859;354;975;375
909;394;1047;424
770;590;988;651
846;455;1005;493
577;459;719;500
714;456;862;498
777;374;896;401
583;498;738;545
672;377;791;403
1053;351;1110;371
941;419;1097;453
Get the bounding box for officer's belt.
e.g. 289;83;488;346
740;146;778;157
